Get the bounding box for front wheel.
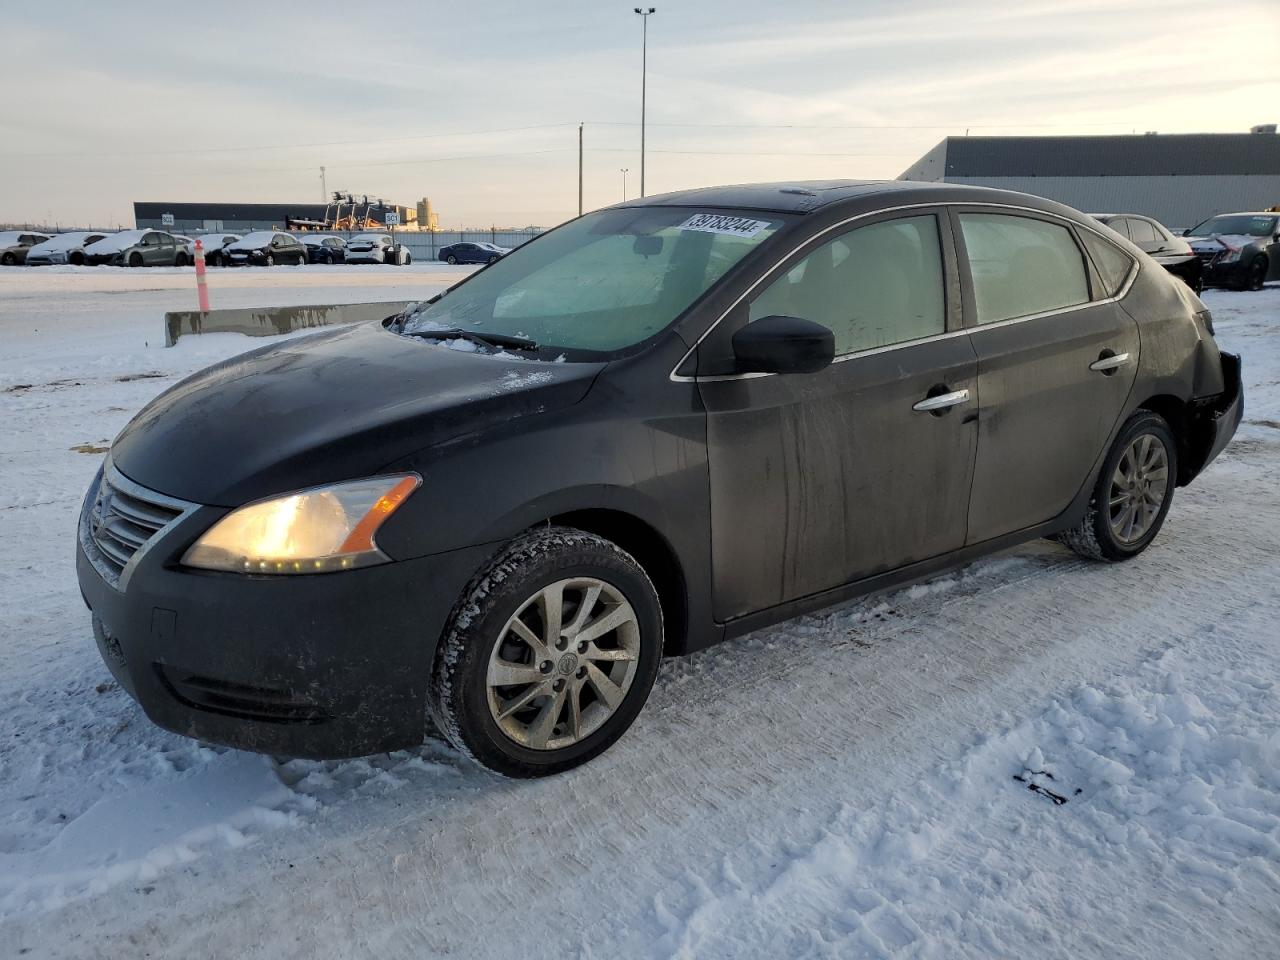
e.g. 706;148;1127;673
265;253;275;267
1246;256;1268;291
1055;410;1178;562
428;526;663;778
128;252;143;267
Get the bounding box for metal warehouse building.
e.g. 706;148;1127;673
899;130;1280;228
133;201;412;232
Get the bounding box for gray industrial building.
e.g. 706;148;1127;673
899;130;1280;228
133;201;412;233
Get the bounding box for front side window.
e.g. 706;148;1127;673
959;213;1089;324
401;207;787;355
748;215;945;355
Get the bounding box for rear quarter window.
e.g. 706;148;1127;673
1079;229;1135;299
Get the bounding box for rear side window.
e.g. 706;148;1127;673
1080;230;1134;298
749;214;946;355
1128;219;1158;245
958;214;1089;324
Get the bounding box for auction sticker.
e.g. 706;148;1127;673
678;213;771;238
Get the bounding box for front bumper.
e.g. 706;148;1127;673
1199;257;1250;287
84;254;126;266
76;465;495;758
344;252;383;263
224;251;267;266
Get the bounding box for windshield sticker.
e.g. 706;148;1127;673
678;214;772;239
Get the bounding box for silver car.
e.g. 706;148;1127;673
0;231;51;266
24;231;110;266
344;232;412;265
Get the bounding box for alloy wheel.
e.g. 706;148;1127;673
486;577;641;751
1107;433;1169;544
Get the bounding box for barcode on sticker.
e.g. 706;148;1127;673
678;214;771;238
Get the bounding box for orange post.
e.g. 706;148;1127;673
194;239;211;312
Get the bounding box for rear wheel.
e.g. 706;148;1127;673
446;254;458;265
1056;410;1177;562
1;252;15;266
428;526;663;778
487;255;498;265
69;252;84;266
174;252;188;267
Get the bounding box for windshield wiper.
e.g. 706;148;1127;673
403;327;539;351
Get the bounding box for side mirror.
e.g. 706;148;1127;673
732;315;835;375
633;235;663;257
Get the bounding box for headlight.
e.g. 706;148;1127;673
1219;248;1241;264
182;474;420;574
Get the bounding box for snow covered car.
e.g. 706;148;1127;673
222;231;308;267
344;233;411;265
83;230;189;267
0;230;51;265
23;231;109;266
438;241;508;265
77;181;1242;778
1090;213;1202;293
186;233;240;267
301;234;347;264
1183;212;1280;291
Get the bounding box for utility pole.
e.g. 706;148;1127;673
320;166;327;202
621;168;629;201
634;7;655;197
578;122;584;217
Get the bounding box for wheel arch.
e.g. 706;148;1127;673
541;508;688;656
1134;393;1196;484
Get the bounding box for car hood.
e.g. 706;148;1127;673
110;322;605;506
1186;233;1258;251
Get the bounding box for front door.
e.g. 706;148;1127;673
700;210;979;621
953;209;1141;543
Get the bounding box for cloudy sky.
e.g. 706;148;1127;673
2;0;1277;228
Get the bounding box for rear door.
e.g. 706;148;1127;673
954;208;1139;543
701;209;978;620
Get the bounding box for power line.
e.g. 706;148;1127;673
585;120;1137;130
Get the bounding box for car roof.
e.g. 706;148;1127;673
615;179;1086;218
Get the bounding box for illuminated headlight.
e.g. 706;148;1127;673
182;475;420;574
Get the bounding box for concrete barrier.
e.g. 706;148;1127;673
164;301;415;347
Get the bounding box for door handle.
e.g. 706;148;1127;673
912;389;970;413
1089;352;1131;373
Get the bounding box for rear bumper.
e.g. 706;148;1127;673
1185;352;1243;482
76;471;495;758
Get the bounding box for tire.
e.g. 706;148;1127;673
447;254;458;265
428;526;663;778
403;252;412;265
174;252;187;267
1246;256;1268;291
1055;410;1178;562
487;256;498;265
128;252;143;268
69;252;84;266
265;253;274;267
1;252;14;266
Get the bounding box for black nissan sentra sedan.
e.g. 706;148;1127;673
78;181;1242;777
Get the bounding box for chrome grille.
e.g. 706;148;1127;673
81;463;193;589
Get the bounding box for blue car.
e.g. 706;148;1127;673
437;241;510;265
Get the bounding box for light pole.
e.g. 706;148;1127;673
620;168;629;201
633;7;655;197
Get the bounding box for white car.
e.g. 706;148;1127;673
24;231;111;266
187;233;241;267
344;233;412;265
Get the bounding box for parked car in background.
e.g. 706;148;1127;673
83;230;189;267
1183;212;1280;291
78;181;1241;778
438;241;507;265
0;231;52;265
301;234;347;264
24;231;108;266
345;233;411;265
187;233;241;267
1091;214;1202;292
223;231;308;266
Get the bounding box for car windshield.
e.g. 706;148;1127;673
400;207;787;355
236;232;279;245
1189;215;1278;237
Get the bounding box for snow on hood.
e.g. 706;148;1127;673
28;232;102;254
349;234;389;244
1188;233;1253;252
84;231;147;254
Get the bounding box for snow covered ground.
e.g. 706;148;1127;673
0;266;1278;958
